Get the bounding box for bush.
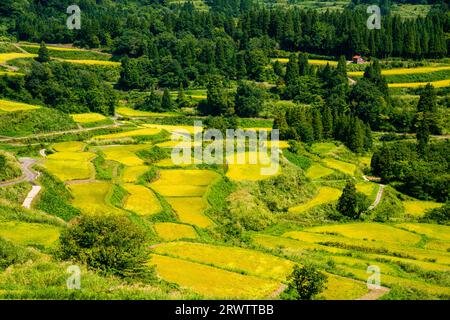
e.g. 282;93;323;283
58;215;154;280
422;202;450;225
281;265;327;300
0;237;35;270
36;169;80;221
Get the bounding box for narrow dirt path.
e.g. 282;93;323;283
0;123;120;143
0;158;42;209
368;184;385;211
356;287;390;300
39;149;46;158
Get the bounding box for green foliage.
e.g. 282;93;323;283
36;42;50;63
422;202;450;225
0;237;34;270
137;146;170;165
257;165;316;212
283;150;312;171
0;108;77;137
281;264;327;300
93;153;114;180
58;215;154;280
234;81;266;118
371;141;449;202
0;152;21;182
137;167;159;185
36;169;80;221
109;184;129;208
337;181;369;219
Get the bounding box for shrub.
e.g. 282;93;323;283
58;215;154;280
281;265;327;300
0;237;35;270
337;181;369;219
422;202;450;225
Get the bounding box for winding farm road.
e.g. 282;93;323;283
0;123;120;143
0;158;42;208
368;184;385;211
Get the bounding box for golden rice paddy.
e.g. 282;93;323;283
153;241;294;280
71;113;107;123
289;187;342;213
60;59;120;66
47;152;96;162
0;99;40;112
165;197;213;228
0;53;36;64
122;184;162;216
271;58;337;66
323;158;357;176
225;152;281;181
99;145;149;166
306;223;422;245
349;66;450;77
143;124;203;135
0;221;60;247
45;159;94;181
402;200;443;217
396;223;450;241
51;141;85;152
116;107;177;117
153;223;198;241
68;182;122;215
388;80;450;88
150;254;280;299
93;128;162;140
121;165;150;183
151;169;220;189
306;163;334;180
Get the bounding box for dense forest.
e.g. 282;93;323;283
1;0;447;59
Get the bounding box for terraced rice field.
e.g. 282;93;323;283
151;241;368;300
356;182;377;197
44;149;96;181
402;200;443;217
306;223;421;245
311;142;339;155
306;163;334;180
0;221;60;247
45;159;94;181
226;152;281;181
153;223;198;241
116;107;177;117
323;158;357;176
121;165;150;183
122;184;162;216
99;145;149;166
68;182;122;215
0;53;35;64
396;223;450;241
153;241;294;280
283;227;450;265
289;187;342;213
271;58;337;66
348;66;450;77
388;80;450;88
52;141;85;152
143;124;203;135
47;152;96;162
151;170;220;194
93;128;162;140
71;113;107;123
150;254;280;299
60;59;120;66
165;197;213;228
0;71;23;77
0;99;39;112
